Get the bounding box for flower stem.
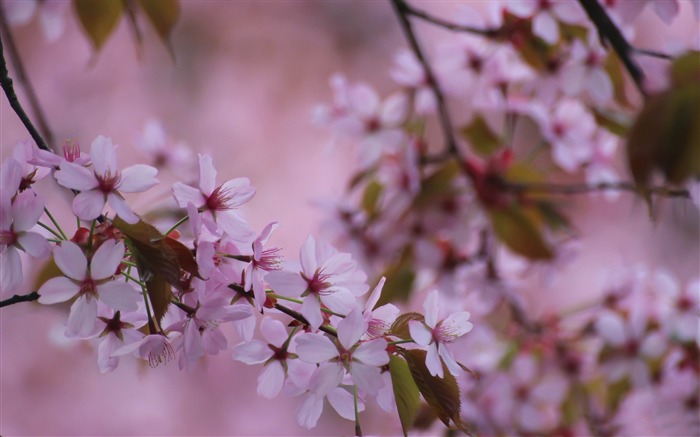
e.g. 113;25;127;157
37;221;64;240
43;207;67;240
87;220;96;251
268;293;345;318
388;339;415;346
164;215;189;237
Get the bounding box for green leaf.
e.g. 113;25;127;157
400;349;473;435
488;205;554;260
606;377;631;413
414;161;459;208
605;51;633;108
389;356;421;437
361;180;383;217
376;248;415;306
459;116;502;157
593;109;629;137
137;0;180;56
388;312;424;340
627;53;700;199
144;275;173;328
74;0;124;51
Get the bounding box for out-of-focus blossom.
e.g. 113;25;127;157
505;0;585;44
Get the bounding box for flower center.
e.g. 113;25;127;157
0;229;18;247
302;269;333;296
63;141;81;162
79;277;98;298
205;185;234;211
255;248;283;271
148;339;175;368
97;171;121;193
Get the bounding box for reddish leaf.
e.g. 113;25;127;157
137;0;180;56
389;312;424;340
488;206;554;260
401;349;473;435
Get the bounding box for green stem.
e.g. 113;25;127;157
388;339;415;346
121;271;145;286
37;221;64;240
86;220;96;251
268;293;345;318
164;215;189;237
43;207;67;240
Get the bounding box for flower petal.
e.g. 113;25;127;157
54;241;87;281
266;270;306;298
198;154;217;196
17;232;51;258
90;240;125;280
233;339;273;364
425;343;443;378
55;161;98;191
296;393;324;430
423;290;439;328
308;362;344;396
338;307;366;350
172;182;204;208
90;135;117;176
257;360;285;399
409;320;433;347
37;276;80;304
353;338;389;367
0;247;22;291
72;190;106;221
300;296;324;331
108;192;139;224
220;177;255;207
98;280;139;312
11;190;44;232
295;332;338;363
66;295;98;338
119;164;159;193
260;317;289;347
351;361;384;395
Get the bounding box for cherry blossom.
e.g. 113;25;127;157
37;239;140;337
172;153;255;242
94;308;147;373
505;0;585;45
409;290;473;378
240;222;283;309
0;189;51;292
266;235;368;330
54;135;159;224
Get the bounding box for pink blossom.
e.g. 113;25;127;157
561;38;614;105
94;309;146;373
409;290;473;378
54;136;159;224
506;0;585;45
362;277;399;339
172;153;255;242
390;49;436;114
138;120;194;172
266;235;368;330
296;386;365;429
241;222;283;309
37;239;140;337
233;316;297;398
295;307;389;396
0;189;51;292
112;333;179;368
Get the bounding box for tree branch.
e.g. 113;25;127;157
577;0;647;97
0;4;54;150
0;291;40;308
273;303;338;337
399;2;501;38
0;25;51;152
500;180;690;199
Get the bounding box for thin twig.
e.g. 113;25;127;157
500;180;690;199
577;0;647;97
273;303;338;337
0;26;51;151
400;2;501;38
0;3;55;149
0;291;40;308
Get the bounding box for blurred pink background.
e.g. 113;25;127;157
1;1;698;436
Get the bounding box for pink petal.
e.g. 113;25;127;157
11;190;44;232
97;280;139;312
257;360;285;399
351;361;384;395
652;0;679;24
220;177;255;207
365;276;386;311
0;159;22;206
37;276;80;304
409;320;433;347
423;290;439;328
296;332;338;363
72;190;106;221
349;83;379;118
90;136;117;176
55;161;99;191
260;316;289;347
328;387;364;420
299;235;318;275
296;393;324;430
90;240;125;280
198;154;217;196
353;338;389;367
437;344;461;377
426;343;443;378
308;362;344;396
595;311;627;346
533;12;559;45
0;247;22;291
107;192;139;224
338;307;366;351
265;270;307;298
172;182;205;208
119;164;159;193
299;296;323;331
54;241;87;280
97;335;121;373
216;210;254;243
320;289;357;315
233;339;273;364
442;311;473;338
66;295;98;338
183;320;204;361
17;232;50;258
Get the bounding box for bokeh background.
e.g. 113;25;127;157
1;1;698;436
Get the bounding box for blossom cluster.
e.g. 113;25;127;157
0;130;473;433
312;0;699;435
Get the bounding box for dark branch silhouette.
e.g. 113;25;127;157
0;292;40;308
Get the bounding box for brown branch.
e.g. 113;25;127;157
0;3;55;150
577;0;647;97
0;291;40;308
399;2;501;38
273;303;338;337
500;180;690;199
